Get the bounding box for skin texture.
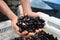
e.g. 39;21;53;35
0;0;42;38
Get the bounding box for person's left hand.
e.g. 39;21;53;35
22;12;43;38
19;5;43;38
27;12;43;18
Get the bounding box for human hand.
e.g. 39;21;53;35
22;12;43;38
19;5;43;38
11;16;30;38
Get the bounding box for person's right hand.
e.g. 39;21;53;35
11;16;30;38
11;15;36;38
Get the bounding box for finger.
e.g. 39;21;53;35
28;32;35;36
13;26;28;37
12;22;19;31
35;29;42;33
24;32;35;38
12;22;22;36
12;23;29;37
35;29;40;33
39;29;42;31
13;25;20;34
21;30;28;36
15;27;28;36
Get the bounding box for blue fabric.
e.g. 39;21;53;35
30;0;60;9
30;0;52;9
44;0;60;4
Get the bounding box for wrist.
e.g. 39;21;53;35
24;11;33;16
8;13;18;21
27;12;33;15
11;16;18;21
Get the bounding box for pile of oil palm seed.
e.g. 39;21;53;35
11;30;58;40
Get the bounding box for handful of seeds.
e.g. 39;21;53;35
16;15;45;32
